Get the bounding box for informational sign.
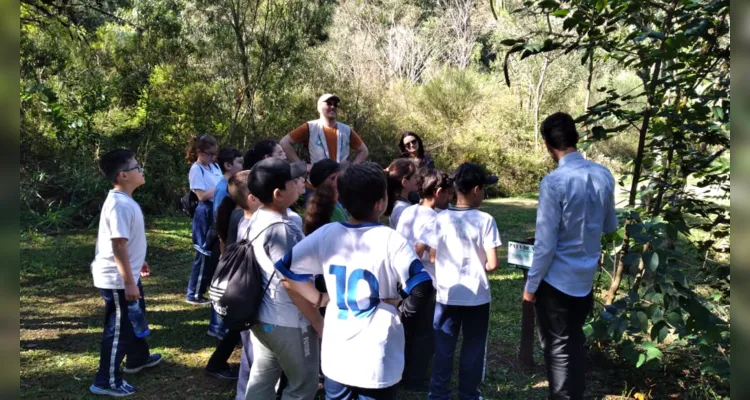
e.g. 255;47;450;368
508;241;534;270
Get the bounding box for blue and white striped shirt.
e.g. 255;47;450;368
525;151;618;297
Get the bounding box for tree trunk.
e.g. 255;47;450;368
584;49;594;111
605;219;631;305
230;1;253;141
630;243;651;293
628;0;678;207
533;55;549;150
652;146;673;216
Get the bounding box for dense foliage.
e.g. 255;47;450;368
21;0;636;229
20;0;730;396
501;0;730;392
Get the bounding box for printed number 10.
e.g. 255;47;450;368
329;265;380;320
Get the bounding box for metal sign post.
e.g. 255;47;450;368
508;240;535;369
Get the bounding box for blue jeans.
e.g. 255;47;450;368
187;201;217;300
324;377;398;400
93;281;151;388
429;302;490;400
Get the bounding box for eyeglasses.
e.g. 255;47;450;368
404;140;418;148
122;164;144;173
200;150;216;157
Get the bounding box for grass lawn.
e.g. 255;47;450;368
20;198;705;399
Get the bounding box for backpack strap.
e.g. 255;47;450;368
246;221;287;300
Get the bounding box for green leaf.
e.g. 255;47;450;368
500;39;523;46
713;106;725;121
583;324;594;337
551;9;569;17
651;321;669;343
642;251;659;273
666;311;683;328
591;125;606;140
595;0;607;12
643;342;663;361
636;353;646;368
636;311;649;332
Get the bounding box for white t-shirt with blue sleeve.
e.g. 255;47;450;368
274;222;432;389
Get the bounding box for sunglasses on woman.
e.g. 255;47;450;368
403;140;418;149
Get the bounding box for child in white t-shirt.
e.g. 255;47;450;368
395;168;455;392
275;162;434;398
89;149;161;397
385;158;419;229
423;162;502;400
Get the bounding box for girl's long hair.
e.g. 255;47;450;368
186;134;218;163
385;158;417;216
215;170;250;244
303;181;336;236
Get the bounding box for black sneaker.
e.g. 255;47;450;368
186;297;211;306
206;368;239;380
123;354;162;374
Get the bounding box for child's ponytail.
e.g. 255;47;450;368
385;159;416;216
303;181;336;235
186;134;219;164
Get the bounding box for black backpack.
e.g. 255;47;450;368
208;222;282;331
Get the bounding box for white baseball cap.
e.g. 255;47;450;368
317;93;340;104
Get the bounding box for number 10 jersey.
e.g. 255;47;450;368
275;221;431;389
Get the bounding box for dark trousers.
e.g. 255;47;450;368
325;377;398;400
206;329;242;371
534;280;593;400
429;302;490;400
402;290;436;388
187;201;217;300
93;281;151;389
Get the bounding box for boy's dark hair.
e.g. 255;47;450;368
98;149;136;183
418;168;453;198
337;162;387;221
385;159;417;216
309;159;341;188
248;158;306;204
453;162;498;194
217;147;243;173
541;112;579;150
244;140;279;170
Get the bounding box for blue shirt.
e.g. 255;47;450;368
525;152;618;297
213;178;229;216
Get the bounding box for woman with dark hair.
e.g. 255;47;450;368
399;131;434;169
242;139;286;170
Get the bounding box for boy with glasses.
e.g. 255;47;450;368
89;149;161;397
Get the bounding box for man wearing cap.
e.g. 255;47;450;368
279;94;369;171
523;112;618;400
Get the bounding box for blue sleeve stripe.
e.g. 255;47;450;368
403;271;432;295
408;259;424;278
274;251;312;282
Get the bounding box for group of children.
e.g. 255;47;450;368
89;134;503;400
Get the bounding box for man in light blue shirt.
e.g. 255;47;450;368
523;112;618;400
